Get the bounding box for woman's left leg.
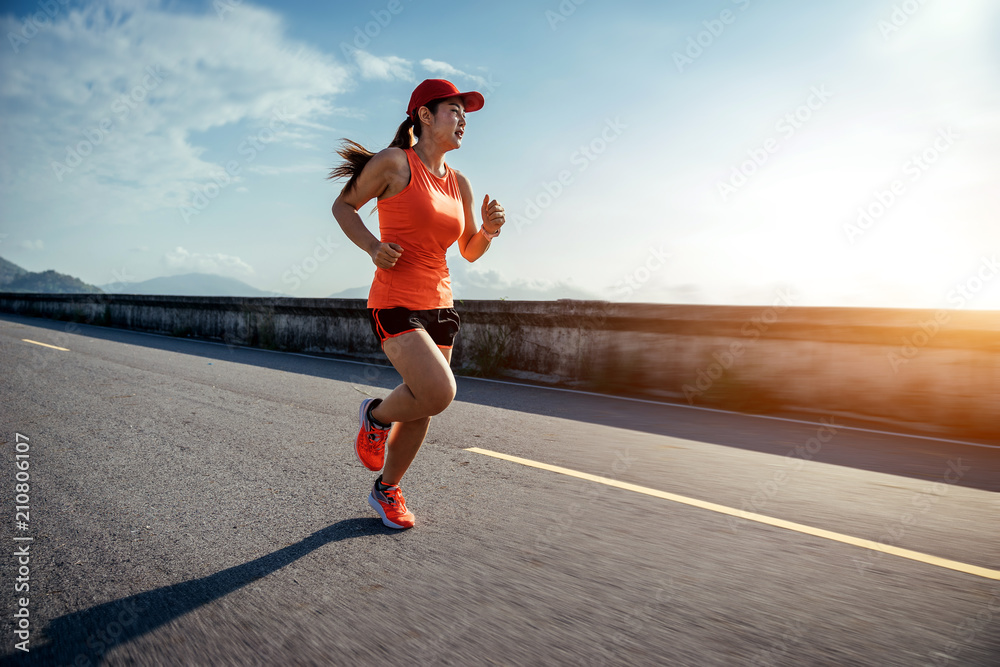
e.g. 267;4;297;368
381;345;452;485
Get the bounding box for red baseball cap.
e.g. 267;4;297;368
407;79;485;119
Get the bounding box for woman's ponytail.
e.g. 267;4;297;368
330;98;444;196
389;115;415;150
328;115;415;197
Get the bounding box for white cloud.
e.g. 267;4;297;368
0;0;350;222
353;50;413;81
19;240;44;250
419;58;487;87
165;246;254;276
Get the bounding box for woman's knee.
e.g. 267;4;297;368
420;377;456;415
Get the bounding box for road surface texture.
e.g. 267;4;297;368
1;312;998;666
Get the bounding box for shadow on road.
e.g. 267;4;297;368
8;518;389;665
4;313;998;493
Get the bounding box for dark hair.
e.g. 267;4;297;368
328;98;443;196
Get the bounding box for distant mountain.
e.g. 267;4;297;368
0;257;102;294
450;261;598;301
101;272;286;297
0;256;29;286
327;285;369;299
327;263;599;302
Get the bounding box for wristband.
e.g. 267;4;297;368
480;226;500;240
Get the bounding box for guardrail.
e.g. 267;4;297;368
1;292;996;441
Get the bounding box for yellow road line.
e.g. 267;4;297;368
465;447;1000;581
22;339;69;351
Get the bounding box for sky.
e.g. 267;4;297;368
1;0;998;309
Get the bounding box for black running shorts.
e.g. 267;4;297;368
368;307;461;349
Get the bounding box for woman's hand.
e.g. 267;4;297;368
370;241;403;269
481;195;505;235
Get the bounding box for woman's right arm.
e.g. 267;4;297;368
332;149;405;269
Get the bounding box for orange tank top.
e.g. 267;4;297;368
367;147;465;310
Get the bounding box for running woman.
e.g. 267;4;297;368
330;79;505;529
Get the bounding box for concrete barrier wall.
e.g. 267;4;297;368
2;292;997;441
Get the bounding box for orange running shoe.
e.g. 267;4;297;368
355;398;390;471
368;476;415;529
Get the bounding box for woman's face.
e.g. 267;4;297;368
423;96;466;150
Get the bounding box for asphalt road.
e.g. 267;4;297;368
1;312;998;666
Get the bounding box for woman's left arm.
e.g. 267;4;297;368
455;170;504;262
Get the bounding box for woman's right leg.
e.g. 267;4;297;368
371;330;455;485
